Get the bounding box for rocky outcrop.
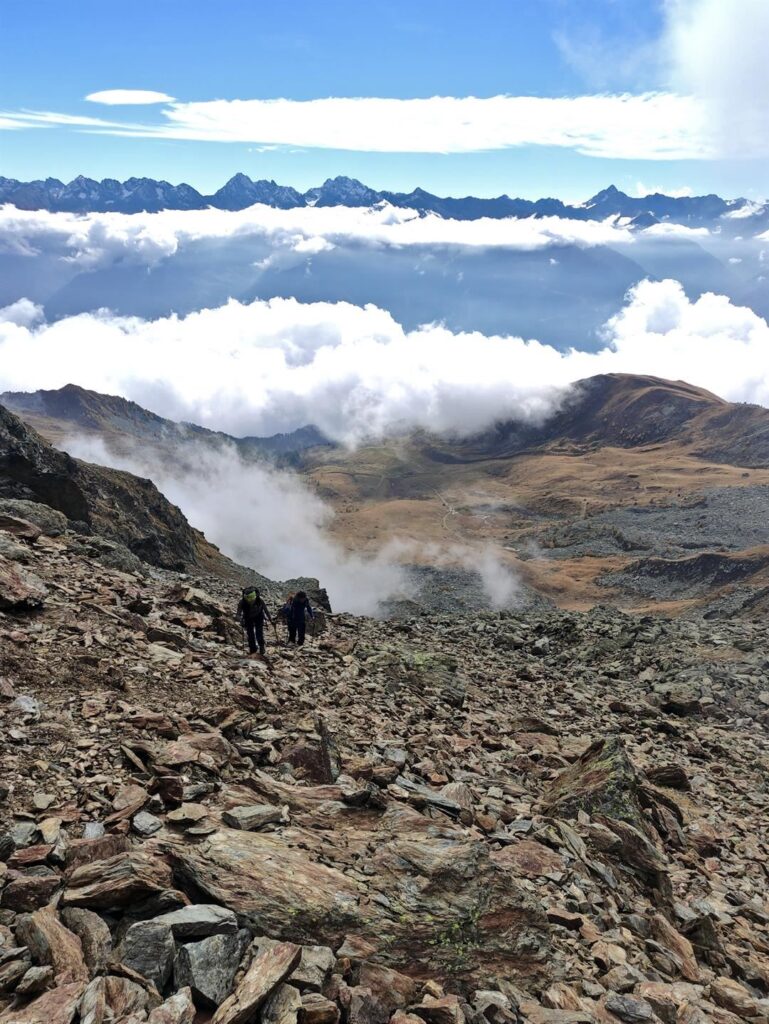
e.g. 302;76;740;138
0;403;203;570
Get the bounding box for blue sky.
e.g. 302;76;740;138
1;0;766;199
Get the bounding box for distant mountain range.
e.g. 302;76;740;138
0;173;759;226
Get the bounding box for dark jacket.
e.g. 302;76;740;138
286;596;314;626
237;596;273;625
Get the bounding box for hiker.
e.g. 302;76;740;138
286;590;315;646
236;585;274;657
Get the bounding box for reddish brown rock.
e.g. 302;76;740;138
147;987;196;1024
212;941;302;1024
492;841;565;878
0;981;85;1024
62;850;173;909
651;915;700;983
300;992;341;1024
1;873;61;912
0;558;47;611
15;906;89;983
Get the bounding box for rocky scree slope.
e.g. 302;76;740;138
0;500;769;1022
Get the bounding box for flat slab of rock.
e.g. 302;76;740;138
212;941;302;1024
0;981;85;1024
62;850;173;909
170;804;551;985
222;804;284;831
492;840;565;878
154;904;239;940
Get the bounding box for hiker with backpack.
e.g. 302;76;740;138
285;590;315;646
236;585;274;657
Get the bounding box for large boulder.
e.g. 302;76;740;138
170;805;551;985
0;499;67;536
541;736;649;835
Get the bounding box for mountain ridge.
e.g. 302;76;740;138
0;172;757;225
7;374;769;617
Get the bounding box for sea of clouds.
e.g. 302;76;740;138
2;278;769;445
3;199;769;612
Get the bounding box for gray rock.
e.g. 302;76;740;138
153;904;239;940
290;945;335;992
262;983;302;1024
82;822;105;839
174;929;250;1007
11;822;37;848
60;907;112;975
604;993;655;1022
0;956;31;992
133;810;163;837
15;964;54;996
0;500;67;537
0;534;31;562
222;804;284;831
119;919;176;990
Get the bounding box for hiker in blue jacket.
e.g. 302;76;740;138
286;590;314;646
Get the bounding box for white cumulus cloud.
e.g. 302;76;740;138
665;0;769;158
1;280;768;444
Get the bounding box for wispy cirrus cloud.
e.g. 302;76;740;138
1;92;712;159
0;110;140;131
105;92;711;159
